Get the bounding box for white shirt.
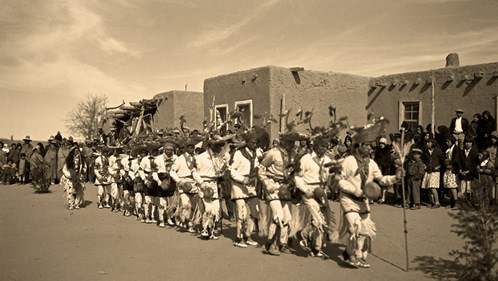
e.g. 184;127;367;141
154;153;177;173
139;156;155;180
129;158;141;179
195;149;229;183
230;148;261;183
338;155;397;198
170;153;197;182
94;155;111;184
455;117;463;133
295;152;332;193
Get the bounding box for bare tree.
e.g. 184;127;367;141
66;94;108;140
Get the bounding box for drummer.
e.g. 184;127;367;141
336;132;403;268
153;139;178;227
294;135;335;258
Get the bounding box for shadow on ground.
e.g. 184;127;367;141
413;256;459;281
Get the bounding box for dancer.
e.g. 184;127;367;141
294;136;335;257
230;131;262;248
61;147;86;210
258;132;302;256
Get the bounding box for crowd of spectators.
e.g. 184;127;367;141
367;108;497;209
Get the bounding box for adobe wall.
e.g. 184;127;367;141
153;91;204;131
203;66;370;140
203;67;271;130
268;67;370;140
369;62;498;134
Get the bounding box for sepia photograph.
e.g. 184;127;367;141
1;0;497;280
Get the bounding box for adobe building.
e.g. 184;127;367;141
204;66;370;140
152;90;204;131
368;54;498;134
102;90;204;137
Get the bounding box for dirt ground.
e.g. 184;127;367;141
0;183;464;281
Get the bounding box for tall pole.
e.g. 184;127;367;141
400;128;410;272
431;70;436;135
280;93;286;133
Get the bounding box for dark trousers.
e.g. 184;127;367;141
407;178;421;205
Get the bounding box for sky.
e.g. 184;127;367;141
1;0;498;141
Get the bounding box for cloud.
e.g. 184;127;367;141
0;1;147;139
156;0;198;8
0;0;139;62
98;37;141;57
416;0;472;2
188;0;281;48
0;55;145;102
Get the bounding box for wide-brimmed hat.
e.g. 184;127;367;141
312;135;331;147
182;136;203;148
208;134;227;146
146;142;162;153
279;131;308;142
23;136;32;142
131;145;148;156
351;118;390;144
378;137;388;144
161;137;178;149
48;136;57;143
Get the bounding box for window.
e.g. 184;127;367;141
234;100;253;128
214;104;228;131
399;101;421;131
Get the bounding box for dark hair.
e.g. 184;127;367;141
482;110;492;119
36;142;46;156
426;138;438;147
65;148;84;171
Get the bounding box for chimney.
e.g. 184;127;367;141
445;53;460;67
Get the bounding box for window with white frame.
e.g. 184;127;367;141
214;104;228;131
234;99;253;129
399;101;421;131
